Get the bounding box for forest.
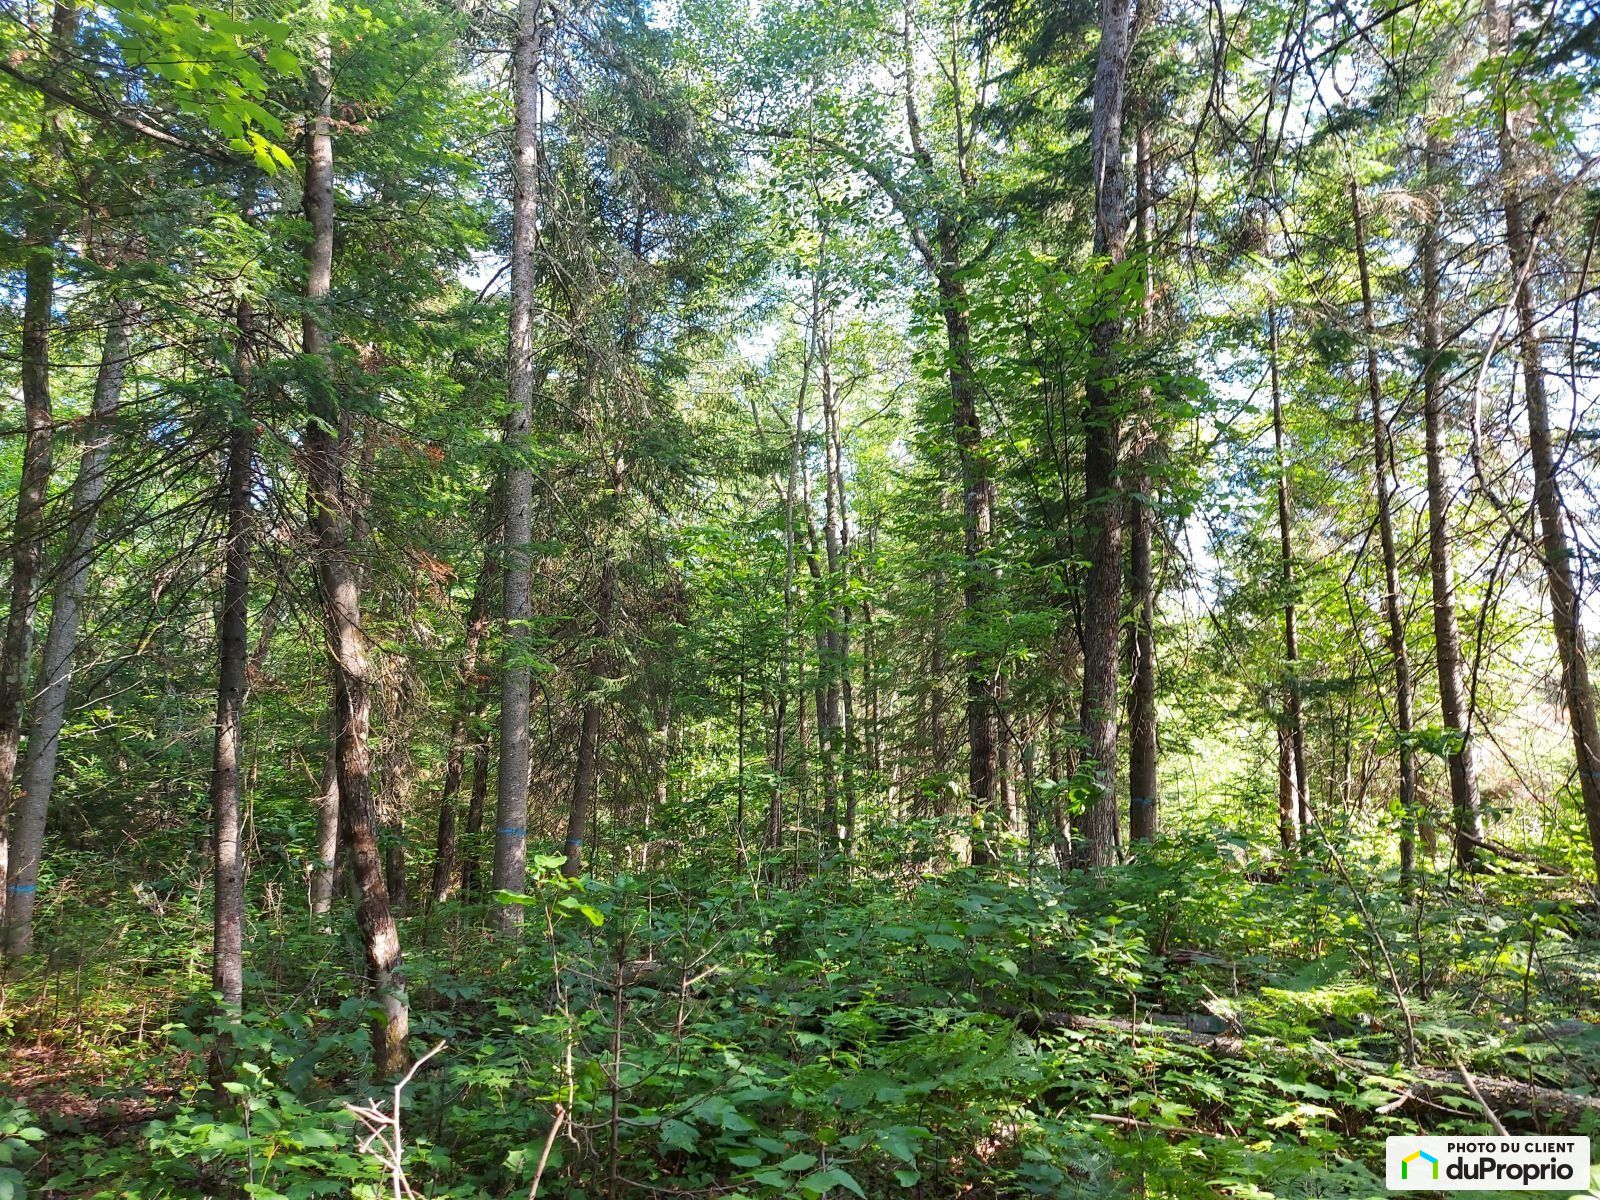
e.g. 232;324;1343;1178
0;0;1598;1194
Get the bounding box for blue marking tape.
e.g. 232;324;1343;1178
496;827;526;837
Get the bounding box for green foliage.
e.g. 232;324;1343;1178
7;839;1597;1197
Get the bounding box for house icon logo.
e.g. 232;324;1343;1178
1401;1149;1439;1181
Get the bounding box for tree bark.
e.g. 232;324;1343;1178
1269;305;1307;846
430;557;494;905
301;11;408;1076
1127;119;1159;845
884;6;995;862
1491;13;1600;884
461;734;490;898
211;295;254;1014
4;304;132;956
929;628;949;815
0;1;77;928
803;503;841;851
1419;134;1484;870
649;697;669;873
492;0;545;924
819;321;857;857
1074;0;1135;868
1126;493;1157;842
309;745;339;917
769;364;808;852
936;248;999;865
1352;178;1420;891
563;559;614;877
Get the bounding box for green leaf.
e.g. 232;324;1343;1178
556;896;603;926
797;1168;865;1198
491;889;539;907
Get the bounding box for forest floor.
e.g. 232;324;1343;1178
1;829;1597;1199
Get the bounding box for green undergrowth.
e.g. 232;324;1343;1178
2;831;1597;1199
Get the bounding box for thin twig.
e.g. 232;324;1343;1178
1454;1053;1510;1135
528;1103;568;1200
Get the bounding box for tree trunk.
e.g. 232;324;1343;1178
802;471;841;852
461;734;490;898
492;0;545;924
0;2;77;928
1352;178;1419;891
1269;305;1307;846
936;248;999;865
384;831;408;918
929;618;949;815
431;558;494;904
1127;119;1158;844
301;13;407;1076
768;344;808;853
310;746;339;916
819;325;857;857
4;304;131;956
1491;18;1600;883
1126;490;1157;843
211;296;254;1017
997;681;1015;834
1074;0;1135;868
649;698;669;872
1419;134;1484;870
375;654;415;919
563;559;614;877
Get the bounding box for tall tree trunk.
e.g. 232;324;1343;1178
819;325;857;857
1126;494;1157;842
1269;305;1307;847
211;295;255;1018
805;514;841;851
382;788;408;915
893;6;994;860
929;629;949;815
431;558;494;904
4;305;131;956
373;615;420;921
1491;14;1600;883
863;529;883;783
997;676;1015;834
1127;120;1159;843
936;248;999;865
1352;178;1419;891
493;0;545;923
1074;0;1135;868
649;697;669;872
563;559;614;877
769;222;822;855
1419;134;1484;870
301;14;408;1076
460;734;490;897
0;1;77;927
